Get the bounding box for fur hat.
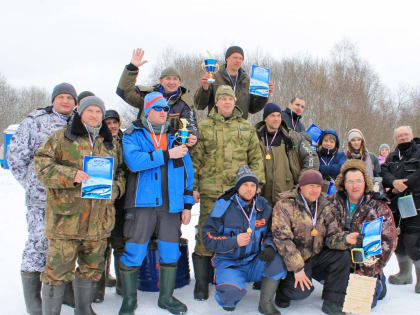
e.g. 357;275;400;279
334;159;373;193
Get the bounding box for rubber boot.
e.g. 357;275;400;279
414;260;420;293
258;277;281;315
42;283;65;315
93;272;105;303
114;257;123;296
321;300;345;315
63;281;75;308
192;253;210;301
389;254;413;285
21;271;42;315
118;267;138;315
158;263;187;314
73;277;97;315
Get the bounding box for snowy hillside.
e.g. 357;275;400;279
1;168;419;314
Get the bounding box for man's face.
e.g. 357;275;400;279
147;106;168;125
344;170;365;203
289;98;305;115
160;76;181;93
350;137;362;150
300;184;322;203
215;95;235;118
226;52;244;73
264;112;282;131
81;106;103;127
238;181;257;202
395;127;413;144
52;93;75;116
322;136;336;150
105;118;120;137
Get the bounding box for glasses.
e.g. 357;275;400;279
345;180;364;186
153;106;169;112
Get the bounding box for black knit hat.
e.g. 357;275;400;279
51;82;77;104
225;46;244;60
104;109;121;122
263;102;282;120
235;165;258;190
77;91;95;104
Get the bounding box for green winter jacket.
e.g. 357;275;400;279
191;106;265;198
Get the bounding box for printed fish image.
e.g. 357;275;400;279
82;185;112;198
364;240;382;256
250;85;269;96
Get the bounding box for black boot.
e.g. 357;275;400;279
274;286;290;308
192;253;210;301
63;281;75;308
118;267;138;315
93;272;105;303
158;263;187;314
114;257;123;296
258;277;281;314
73;278;97;315
42;283;65;315
415;260;420;293
389;254;413;285
321;300;345;315
21;271;42;315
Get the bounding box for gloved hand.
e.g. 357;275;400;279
258;246;276;262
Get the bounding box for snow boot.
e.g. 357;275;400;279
158;263;187;314
21;271;42;315
274;286;290;308
118;267;138;315
389;254;413;285
115;258;123;295
321;300;345;315
258;277;281;314
63;281;75;307
93;272;105;303
415;260;420;293
192;253;210;301
73;277;97;315
42;283;65;315
223;306;235;311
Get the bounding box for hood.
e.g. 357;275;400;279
317;128;340;149
334;159;373;193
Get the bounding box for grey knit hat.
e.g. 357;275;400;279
160;67;181;80
51;82;77;104
378;143;390;153
235;165;258;190
78;96;105;118
77;91;95;104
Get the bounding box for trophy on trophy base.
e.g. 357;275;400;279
201;58;219;83
176;118;190;144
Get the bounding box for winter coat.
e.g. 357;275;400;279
34;113;126;240
7;106;70;207
256;120;319;206
382;139;420;233
317;128;347;181
202;192;275;265
281;108;306;133
191;106;265;198
194;65;268;119
122;120;194;212
328;191;397;277
271;189;350;272
116;64;198;136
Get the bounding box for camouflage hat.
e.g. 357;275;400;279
215;85;236;103
160;67;181;80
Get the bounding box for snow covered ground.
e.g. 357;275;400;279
1;167;419;314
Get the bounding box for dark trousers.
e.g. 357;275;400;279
395;232;420;261
278;248;350;304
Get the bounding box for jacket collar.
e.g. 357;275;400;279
208;106;243;121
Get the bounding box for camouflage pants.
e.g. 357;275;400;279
194;196;217;257
41;238;107;285
22;206;48;272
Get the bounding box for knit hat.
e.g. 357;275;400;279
263;102;282;120
378;143;390;154
347;128;365;143
78;96;105;118
225;46;244;60
144;92;169;117
104;109;120;122
77;91;95;104
51;82;77;104
334;159;373;193
298;170;323;187
160;67;181;80
215;85;236;102
235;165;258;190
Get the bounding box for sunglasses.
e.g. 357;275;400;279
153;106;169;112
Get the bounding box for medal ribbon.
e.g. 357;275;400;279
300;193;318;228
320;155;335;166
147;120;165;148
226;72;238;93
265;130;278;154
235;195;255;230
345;196;364;229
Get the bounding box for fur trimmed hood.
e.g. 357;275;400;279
334;159;373;193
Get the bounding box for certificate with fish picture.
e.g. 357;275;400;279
249;65;270;97
81;156;114;199
361;216;383;258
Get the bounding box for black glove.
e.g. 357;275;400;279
258;246;276;262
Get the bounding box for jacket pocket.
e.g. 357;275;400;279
51;203;81;236
101;203;115;235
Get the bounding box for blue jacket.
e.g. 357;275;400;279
317;128;347;181
123;120;194;212
202;191;275;265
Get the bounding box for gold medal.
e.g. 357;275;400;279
311;229;318;237
247;227;252;233
265;153;271;160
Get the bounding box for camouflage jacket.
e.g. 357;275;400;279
194;65;268;119
328;191;397;277
272;189;349;272
116;64;198;136
191;107;265;198
34;113;126;241
7;106;70;207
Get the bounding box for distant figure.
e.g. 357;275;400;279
378;143;391;164
282;97;306;133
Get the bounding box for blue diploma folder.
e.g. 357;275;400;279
361;216;383;258
81;156;114;199
249;65;270;97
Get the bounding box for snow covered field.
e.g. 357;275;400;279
1;167;419;314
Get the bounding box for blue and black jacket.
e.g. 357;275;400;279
122;119;194;212
317;128;347;181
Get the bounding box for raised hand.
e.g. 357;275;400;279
131;48;148;68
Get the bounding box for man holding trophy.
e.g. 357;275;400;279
194;46;274;119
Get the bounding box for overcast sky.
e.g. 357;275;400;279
1;0;419;110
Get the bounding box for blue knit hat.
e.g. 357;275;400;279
144;92;169;117
263;102;282;120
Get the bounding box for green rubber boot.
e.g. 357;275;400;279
118;267;138;315
21;271;42;315
389;254;413;285
158;263;187;314
414;260;420;293
258;277;281;314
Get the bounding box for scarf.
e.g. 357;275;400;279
141;117;169;133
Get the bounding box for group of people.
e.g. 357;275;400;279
6;45;419;315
